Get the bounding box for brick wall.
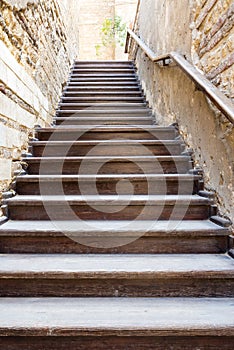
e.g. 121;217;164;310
0;0;79;203
191;0;234;101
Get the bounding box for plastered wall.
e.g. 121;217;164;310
130;0;234;219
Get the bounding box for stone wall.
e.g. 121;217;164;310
191;0;234;101
130;0;234;219
0;0;79;204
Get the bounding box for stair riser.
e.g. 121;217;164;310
1;278;233;297
26;160;192;175
7;204;210;221
36;131;175;141
1;336;233;350
31;144;183;157
0;235;228;254
16;180;198;196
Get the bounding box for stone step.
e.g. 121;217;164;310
35;126;176;141
58;102;148;110
0;220;229;254
0;297;233;349
0;254;233;297
24;155;192;175
5;195;211;220
16;174;200;196
30;140;185;157
60;96;146;103
55;117;154;126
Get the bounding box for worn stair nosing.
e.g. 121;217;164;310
5;194;211;206
0;297;233;337
0;254;233;279
0;220;230;237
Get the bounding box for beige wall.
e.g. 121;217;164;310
0;0;79;203
130;0;234;219
78;0;138;60
78;0;115;60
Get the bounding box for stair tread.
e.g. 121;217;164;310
0;297;233;336
61;97;145;101
17;174;198;182
0;254;233;277
0;220;229;240
37;126;173;132
30;140;182;145
6;194;210;205
24;155;191;161
63;92;142;95
0;220;228;236
56;109;151;114
67;82;140;85
59;102;145;105
64;88;142;91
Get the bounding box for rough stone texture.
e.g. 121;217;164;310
130;0;234;219
78;0;137;60
0;0;79;203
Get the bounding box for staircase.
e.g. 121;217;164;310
0;60;233;349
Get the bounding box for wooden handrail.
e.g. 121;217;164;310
125;29;234;125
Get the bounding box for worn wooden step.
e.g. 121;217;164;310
24;155;192;175
70;69;135;74
64;86;142;92
0;254;233;297
16;174;199;196
56;109;152;118
56;108;152;115
35;126;176;141
63;91;143;97
67;81;140;87
69;78;138;82
0;220;229;254
60;97;146;103
73;65;135;69
58;102;147;110
55;117;154;126
30;140;184;157
69;75;137;80
6;195;211;220
0;297;233;350
74;60;134;66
